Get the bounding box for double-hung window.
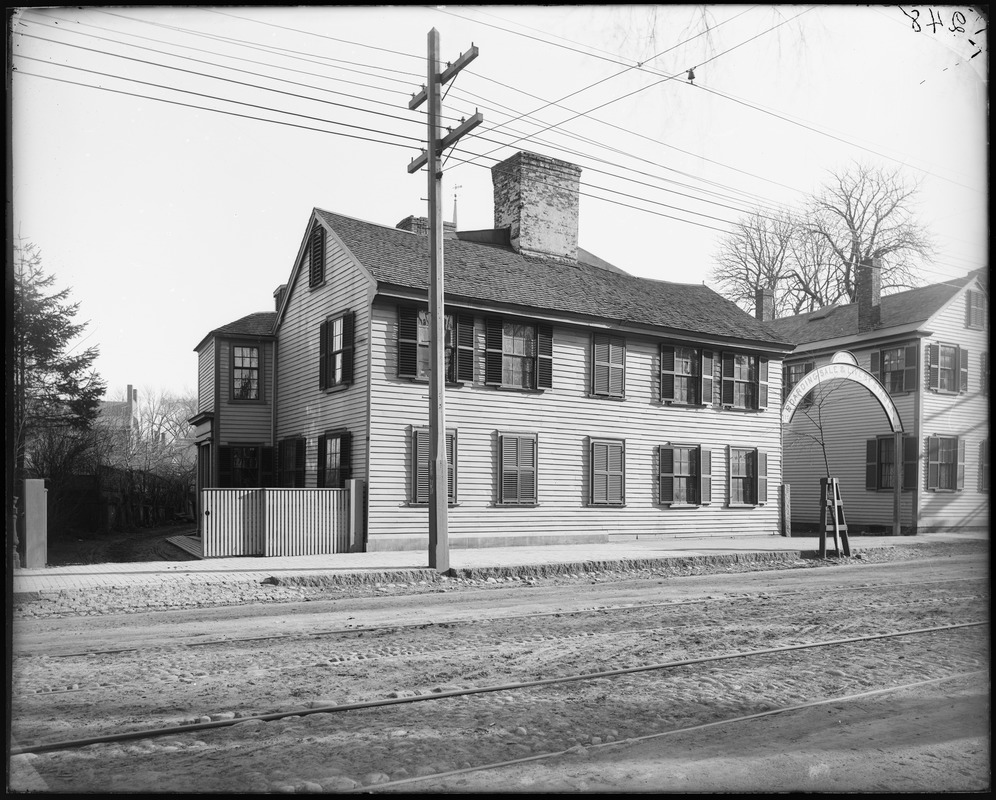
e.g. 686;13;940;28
926;435;964;491
278;437;306;488
218;444;274;488
485;318;553;390
728;447;767;506
783;361;814;407
318;431;351;488
721;352;768;410
865;435;917;491
498;433;538;505
927;343;968;394
397;306;474;383
658;444;711;506
319;311;355;390
871;344;918;394
589;438;625;506
661;345;713;405
591;334;625;398
232;345;261;401
411;427;456;505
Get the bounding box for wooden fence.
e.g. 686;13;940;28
200;480;364;557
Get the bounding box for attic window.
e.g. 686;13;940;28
809;306;836;321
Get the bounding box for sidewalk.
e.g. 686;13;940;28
12;530;986;597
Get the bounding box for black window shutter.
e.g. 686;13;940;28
456;314;475;383
903;344;918;392
658;446;674;505
902;436;917;492
701;350;714;405
700;447;712;505
537;324;553;389
397;306;420;378
721;352;735;405
340;432;353;485
341;311;355;385
445;430;456;503
959;347;969;392
219;446;233;488
413;428;429;503
484;318;503;385
870;350;881;380
260;447;275;488
294;438;306;487
660;345;676;402
319;319;329;390
317;436;327;488
756;450;768;504
927;344;940;390
865;439;879;490
309;225;325;287
926;436;939;490
592;335;609;395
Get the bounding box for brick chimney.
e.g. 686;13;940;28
754;288;775;322
491;151;582;264
273;284;287;312
856;257;882;332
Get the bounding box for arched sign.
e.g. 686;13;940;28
782;351;904;432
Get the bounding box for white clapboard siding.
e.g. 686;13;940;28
274;219;375;487
367;301;784;542
202;488;265;557
197;340;215;415
264;489;350;556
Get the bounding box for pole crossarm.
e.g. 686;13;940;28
407;112;483;174
408;45;479;110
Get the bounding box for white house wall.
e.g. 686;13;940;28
919;291;989;531
274;222;375;485
367;300;784;546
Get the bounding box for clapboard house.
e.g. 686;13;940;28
191;151;796;551
768;266;989;534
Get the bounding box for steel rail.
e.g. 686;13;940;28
11;619;986;756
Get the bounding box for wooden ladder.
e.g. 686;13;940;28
819;477;851;558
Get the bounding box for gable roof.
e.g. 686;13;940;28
316;210;792;349
767;274;977;346
194;311;276;352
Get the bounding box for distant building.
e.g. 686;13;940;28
769;267;989;533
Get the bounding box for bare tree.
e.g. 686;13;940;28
711;162;934;316
805;161;933;304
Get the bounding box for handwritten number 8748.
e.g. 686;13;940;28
901;8;967;34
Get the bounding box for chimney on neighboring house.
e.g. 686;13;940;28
396;215;457;239
491;151;582;264
273;284;287;312
754;287;775;322
856;257;882;332
126;385;137;433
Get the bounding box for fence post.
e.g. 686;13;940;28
346;479;365;553
24;479;48;568
780;483;791;537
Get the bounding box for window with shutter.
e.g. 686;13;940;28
592;334;625;398
966;289;987;329
397;306;461;382
926;435;962;491
928;343;967;394
308;225;326;288
411;428;457;504
319;311;354;390
318;431;351;488
221;444;263;488
728;447;764;505
589;439;625;506
484;317;553;390
721;352;767;410
784;361;814;406
498;433;538;505
660;345;706;404
658;444;710;506
866;435;917;491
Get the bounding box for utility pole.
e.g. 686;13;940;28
408;29;482;571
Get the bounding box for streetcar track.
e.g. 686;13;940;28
10;620;987;756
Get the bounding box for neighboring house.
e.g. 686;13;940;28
768;265;989;534
96;384;140;460
191;150;795;551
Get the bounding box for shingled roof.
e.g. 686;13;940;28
194;311;276;352
767;275;974;346
317;210;792;348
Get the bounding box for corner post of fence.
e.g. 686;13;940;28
346;479;365;553
779;483;791;537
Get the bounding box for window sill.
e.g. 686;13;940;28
587;393;626;401
587;503;626;508
400;377;466;388
660;400;710;408
487;385;546;394
665;503;700;508
496;502;539;508
322;383;351;394
720;405;765;413
229;398;266;405
408;502;461;507
727;503;758;508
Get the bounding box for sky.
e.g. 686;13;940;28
9;5;989;402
